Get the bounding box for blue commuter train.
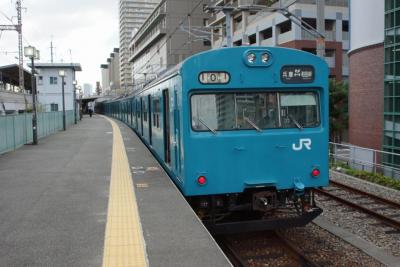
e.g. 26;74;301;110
103;46;329;233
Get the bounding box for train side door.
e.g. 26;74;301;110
173;88;181;174
148;95;152;145
130;99;133;126
162;89;171;164
135;99;139;130
140;97;144;136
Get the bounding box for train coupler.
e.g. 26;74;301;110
253;191;277;212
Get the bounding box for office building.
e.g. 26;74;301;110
207;0;349;80
129;0;211;91
383;0;400;166
119;0;160;91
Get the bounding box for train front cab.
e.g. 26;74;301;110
180;47;329;233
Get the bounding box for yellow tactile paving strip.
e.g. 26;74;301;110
102;116;148;267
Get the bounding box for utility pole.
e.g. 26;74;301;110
316;0;325;59
50;40;54;63
0;0;24;92
16;0;24;91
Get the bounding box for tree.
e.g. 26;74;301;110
329;80;348;143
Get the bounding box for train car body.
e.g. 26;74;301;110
103;47;329;233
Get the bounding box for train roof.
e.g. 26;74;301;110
106;46;328;102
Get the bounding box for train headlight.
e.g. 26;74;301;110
243;50;273;67
247;53;256;63
261;53;270;63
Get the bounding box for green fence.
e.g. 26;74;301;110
0;111;75;155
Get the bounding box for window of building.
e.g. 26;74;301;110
50;77;58;85
386;0;394;11
278;20;292;34
233;39;242;46
203;39;211;46
386;13;394;29
260;27;272;40
50;103;58;111
302;18;316;30
249;34;256;45
38;76;43;85
342;20;349;32
325;20;335;31
325;49;335;57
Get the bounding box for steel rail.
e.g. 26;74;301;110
315;188;400;230
275;231;321;267
330;180;400;209
217;237;247;267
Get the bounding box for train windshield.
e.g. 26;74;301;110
191;91;320;131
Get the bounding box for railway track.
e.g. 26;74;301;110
217;231;321;267
315;180;400;231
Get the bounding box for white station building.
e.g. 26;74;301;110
32;63;82;112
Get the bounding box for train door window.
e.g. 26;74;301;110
137;99;141;118
153;98;160;128
163;89;171;164
143;99;148;122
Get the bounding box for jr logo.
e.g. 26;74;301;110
292;138;312;151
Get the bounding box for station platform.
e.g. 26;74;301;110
0;115;230;267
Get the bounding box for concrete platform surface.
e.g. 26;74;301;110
0;115;231;267
117;120;231;267
0;116;112;266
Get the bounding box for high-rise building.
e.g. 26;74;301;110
83;83;93;97
101;48;129;96
384;0;400;166
129;0;211;92
119;0;159;92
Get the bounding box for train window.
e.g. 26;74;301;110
236;93;279;130
191;91;320;131
191;94;235;131
280;93;319;128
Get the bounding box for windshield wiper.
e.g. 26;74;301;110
198;118;217;135
244;116;262;132
289;115;303;131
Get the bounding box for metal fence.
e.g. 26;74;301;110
0;111;75;155
329;142;400;179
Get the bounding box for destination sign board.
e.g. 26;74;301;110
281;65;315;84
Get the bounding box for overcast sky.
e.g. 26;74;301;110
0;0;119;88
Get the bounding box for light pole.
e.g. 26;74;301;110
24;45;40;145
73;80;77;124
58;69;66;131
78;86;82;120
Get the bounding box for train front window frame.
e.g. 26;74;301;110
190;90;320;132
